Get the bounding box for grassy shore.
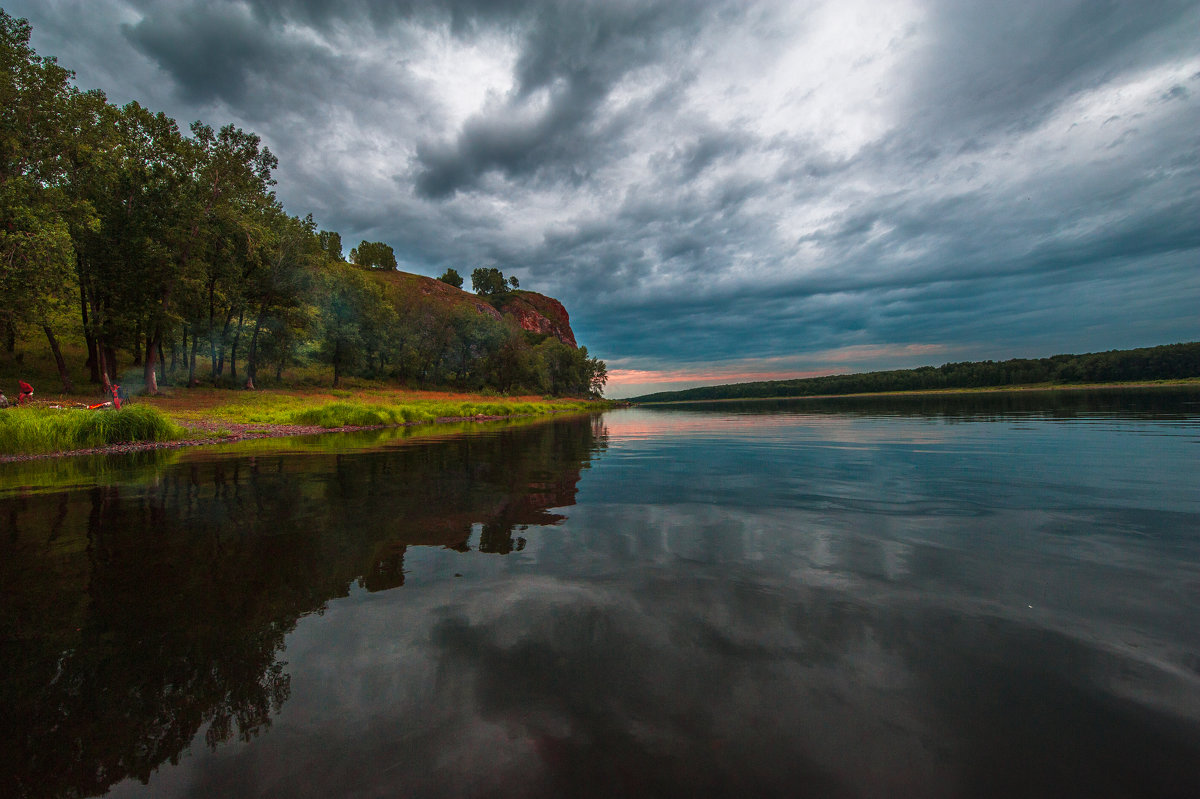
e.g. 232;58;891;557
142;386;605;428
0;386;609;457
0;405;184;456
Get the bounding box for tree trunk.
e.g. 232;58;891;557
96;340;113;394
188;332;199;386
229;309;244;381
157;332;167;384
80;283;99;384
43;324;75;393
143;332;159;395
333;338;343;387
103;345;118;382
207;278;218;379
216;311;233;377
246;310;265;387
3;319;15;354
151;286;171;389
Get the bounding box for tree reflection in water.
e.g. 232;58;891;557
0;415;606;799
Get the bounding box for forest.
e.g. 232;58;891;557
0;11;605;398
630;342;1200;403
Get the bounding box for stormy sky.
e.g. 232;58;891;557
9;0;1200;396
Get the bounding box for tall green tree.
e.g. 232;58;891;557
70;100;188;393
348;240;396;270
317;229;342;262
0;10;86;390
317;263;394;386
154;121;276;393
243;209;318;388
470;266;518;299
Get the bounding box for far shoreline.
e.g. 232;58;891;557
626;378;1200;405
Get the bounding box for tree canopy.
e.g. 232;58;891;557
348;240;396;270
471;266;519;298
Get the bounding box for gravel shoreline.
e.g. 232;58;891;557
0;413;531;464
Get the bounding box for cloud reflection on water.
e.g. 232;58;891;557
7;394;1197;798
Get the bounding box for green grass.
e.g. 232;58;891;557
163;391;602;428
283;399;589;427
0;405;184;456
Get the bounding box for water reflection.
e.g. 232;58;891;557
418;573;1200;798
0;416;605;798
2;393;1199;798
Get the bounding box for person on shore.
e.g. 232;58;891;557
17;380;33;405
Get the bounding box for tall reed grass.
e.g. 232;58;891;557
0;406;184;455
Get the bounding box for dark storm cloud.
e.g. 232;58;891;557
412;0;718;197
122;3;326;104
411;78;600;198
8;0;1200;394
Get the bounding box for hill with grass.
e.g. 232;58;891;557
629;342;1200;403
365;270;577;349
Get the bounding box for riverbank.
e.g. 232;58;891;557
0;387;608;462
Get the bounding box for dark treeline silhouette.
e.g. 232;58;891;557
0;414;608;798
0;11;604;396
631;342;1200;403
654;386;1200;421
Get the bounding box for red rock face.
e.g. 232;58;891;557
395;273;577;346
502;292;578;348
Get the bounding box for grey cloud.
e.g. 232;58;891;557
413;0;720;197
413;76;605;198
903;0;1200;141
125;10;278;104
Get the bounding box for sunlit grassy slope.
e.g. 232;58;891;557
142;386;602;426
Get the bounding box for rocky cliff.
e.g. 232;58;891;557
495;291;578;348
365;270;578;348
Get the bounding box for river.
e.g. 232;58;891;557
2;390;1199;798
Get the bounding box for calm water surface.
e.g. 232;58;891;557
2;390;1199;798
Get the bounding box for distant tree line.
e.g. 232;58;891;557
0;11;605;396
631;343;1200;403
